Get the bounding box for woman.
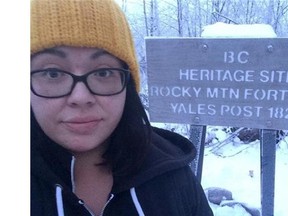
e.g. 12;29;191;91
31;0;213;215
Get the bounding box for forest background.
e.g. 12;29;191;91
115;0;288;139
115;0;288;98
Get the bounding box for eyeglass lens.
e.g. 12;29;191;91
31;68;128;98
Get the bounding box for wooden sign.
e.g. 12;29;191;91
146;38;288;130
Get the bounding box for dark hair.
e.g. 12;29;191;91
31;74;151;177
103;77;151;176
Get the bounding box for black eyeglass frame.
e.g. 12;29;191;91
31;68;131;98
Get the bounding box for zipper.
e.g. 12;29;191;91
70;156;114;216
78;194;114;216
82;201;96;216
99;194;114;216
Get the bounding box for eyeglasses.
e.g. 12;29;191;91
31;68;130;98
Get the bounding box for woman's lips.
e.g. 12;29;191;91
62;117;102;134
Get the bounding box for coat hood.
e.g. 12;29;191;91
112;127;197;193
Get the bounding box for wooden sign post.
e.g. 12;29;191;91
146;38;288;216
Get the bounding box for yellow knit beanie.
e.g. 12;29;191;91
31;0;140;92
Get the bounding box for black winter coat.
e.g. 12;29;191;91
31;127;213;216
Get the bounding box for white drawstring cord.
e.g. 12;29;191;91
130;187;145;216
55;184;65;216
71;157;76;193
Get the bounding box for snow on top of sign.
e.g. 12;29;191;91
201;22;277;38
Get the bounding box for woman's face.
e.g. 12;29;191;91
31;46;126;153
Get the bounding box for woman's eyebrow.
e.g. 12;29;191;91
31;48;66;59
90;50;110;59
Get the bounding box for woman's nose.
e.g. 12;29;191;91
66;82;96;107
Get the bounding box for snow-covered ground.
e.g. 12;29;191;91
152;123;288;216
201;126;288;216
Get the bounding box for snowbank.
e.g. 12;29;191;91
201;22;277;38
